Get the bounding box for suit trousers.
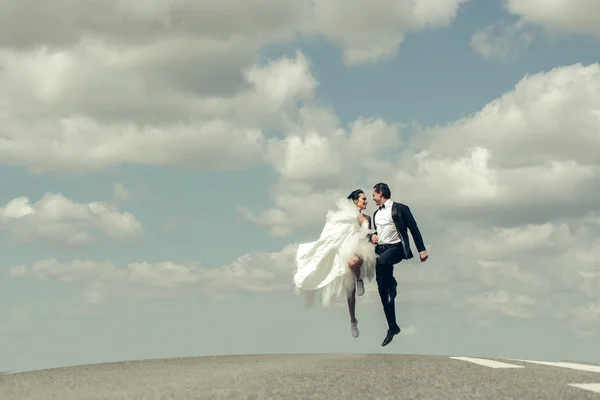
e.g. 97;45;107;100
375;243;405;330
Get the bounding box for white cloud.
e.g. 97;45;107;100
9;258;202;304
0;47;316;174
470;20;534;59
8;244;299;303
505;0;600;37
397;63;600;224
7;210;599;334
0;192;143;246
411;63;600;165
2;1;599;337
0;0;317;175
312;0;471;65
414;212;599;327
5;239;450;314
0;0;470;69
460;290;543;319
0;0;470;176
245;63;600;234
240;107;402;236
235;62;600;334
0;0;310;51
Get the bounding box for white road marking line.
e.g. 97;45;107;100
569;383;600;394
503;359;600;373
450;357;600;394
449;357;524;369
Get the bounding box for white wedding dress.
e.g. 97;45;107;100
293;198;377;307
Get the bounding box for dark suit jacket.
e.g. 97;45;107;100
371;202;426;260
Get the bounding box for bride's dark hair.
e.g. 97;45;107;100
347;189;364;201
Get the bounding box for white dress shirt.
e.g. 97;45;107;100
374;199;402;245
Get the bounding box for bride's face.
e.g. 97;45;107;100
355;193;368;210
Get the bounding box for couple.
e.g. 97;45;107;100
293;182;428;346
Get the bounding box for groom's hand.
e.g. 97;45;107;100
371;234;378;244
419;251;428;262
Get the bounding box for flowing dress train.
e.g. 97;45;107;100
293;198;376;307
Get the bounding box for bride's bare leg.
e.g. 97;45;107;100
347;289;359;338
347;255;364;339
348;255;365;298
347;290;356;322
347;256;360;322
348;255;363;280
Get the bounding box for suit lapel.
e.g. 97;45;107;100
391;202;404;228
372;209;378;230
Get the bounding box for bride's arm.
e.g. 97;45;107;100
358;214;373;240
365;215;374;241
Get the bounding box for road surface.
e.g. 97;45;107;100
1;354;600;399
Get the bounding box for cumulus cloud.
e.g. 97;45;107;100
7;213;599;334
2;0;598;337
0;0;315;175
398;63;600;224
0;0;310;51
389;65;599;328
239;107;402;236
0;0;470;176
0;192;143;246
470;20;534;59
245;63;600;233
0;0;470;68
8;244;299;304
505;0;600;37
461;290;542;319
0;47;316;174
311;0;471;65
9;61;597;335
235;62;600;333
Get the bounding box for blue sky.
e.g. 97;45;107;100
1;0;599;372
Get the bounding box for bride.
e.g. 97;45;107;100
293;189;376;338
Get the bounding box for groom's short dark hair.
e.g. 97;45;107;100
373;182;391;199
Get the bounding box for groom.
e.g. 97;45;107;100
370;182;428;346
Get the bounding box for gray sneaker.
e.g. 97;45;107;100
351;320;359;338
356;279;365;296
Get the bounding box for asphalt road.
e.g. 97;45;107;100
2;354;600;399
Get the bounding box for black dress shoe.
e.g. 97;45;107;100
381;326;401;347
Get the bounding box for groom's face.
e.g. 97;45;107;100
372;189;383;205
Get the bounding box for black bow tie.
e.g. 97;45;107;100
378;204;385;210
